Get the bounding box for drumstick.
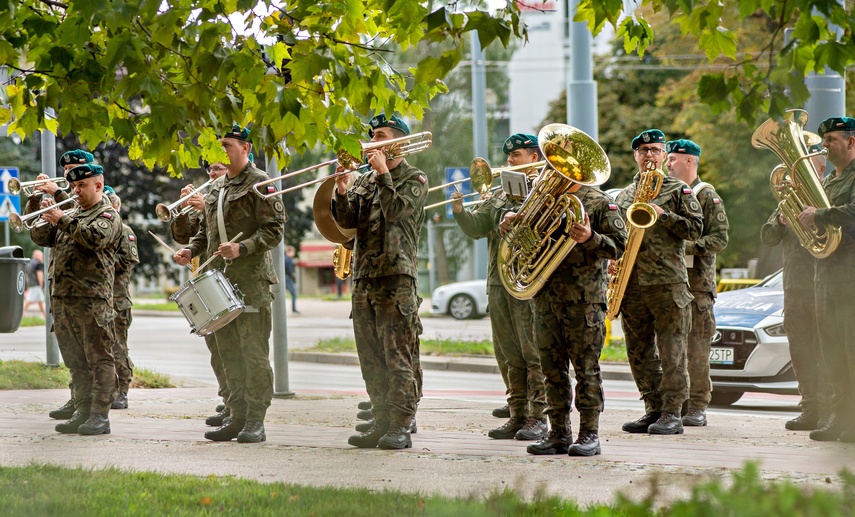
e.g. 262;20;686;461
196;231;244;274
148;231;195;272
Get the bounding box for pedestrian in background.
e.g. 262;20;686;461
23;249;46;318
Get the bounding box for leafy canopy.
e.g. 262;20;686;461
0;0;526;174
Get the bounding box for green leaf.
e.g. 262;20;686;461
698;27;737;61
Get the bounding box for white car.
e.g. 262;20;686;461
709;269;797;406
430;279;489;320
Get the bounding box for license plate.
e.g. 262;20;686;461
709;347;734;365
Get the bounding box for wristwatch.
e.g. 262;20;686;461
238;243;247;256
658;211;670;222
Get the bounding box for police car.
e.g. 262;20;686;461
709;269;797;405
430;279;489;320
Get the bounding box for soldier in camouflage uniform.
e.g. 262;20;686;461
664;139;729;427
451;133;548;441
170;162;231;425
106;189;140;410
519;183;627;456
797;117;855;443
29;163;123;435
175;125;286;444
761;145;830;431
332;114;427;450
616;129;703;435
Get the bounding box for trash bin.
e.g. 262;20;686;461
0;246;29;333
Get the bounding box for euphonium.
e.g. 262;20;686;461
605;161;664;320
497;124;611;300
333;243;353;280
752;109;841;259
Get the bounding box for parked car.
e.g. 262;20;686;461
709;269;797;406
430;279;489;320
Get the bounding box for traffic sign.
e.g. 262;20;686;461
444;167;470;218
0;167;20;223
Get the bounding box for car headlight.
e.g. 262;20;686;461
763;323;787;337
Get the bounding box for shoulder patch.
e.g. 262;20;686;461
101;211;113;218
411;186;421;197
690;201;700;211
713;198;720;204
267;185;276;194
274;200;284;213
716;212;726;222
608;203;618;210
128;235;135;241
417;174;426;184
97;220;109;229
682;187;692;195
614;218;626;230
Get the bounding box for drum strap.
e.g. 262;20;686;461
217;185;229;247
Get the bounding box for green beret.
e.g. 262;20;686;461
665;139;701;157
59;149;95;167
368;114;410;137
817;117;855;137
65;164;104;183
103;185;116;196
502;133;539;155
222;124;250;141
631;129;666;149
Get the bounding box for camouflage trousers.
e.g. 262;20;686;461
112;305;134;394
213;305;273;421
205;333;230;405
352;275;422;426
533;301;606;432
53;296;118;415
785;288;830;416
815;282;855;421
493;333;510;393
489;285;546;419
686;291;715;410
621;283;691;415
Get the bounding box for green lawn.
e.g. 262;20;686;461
0;360;174;390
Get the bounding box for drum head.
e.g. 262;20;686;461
313;175;357;244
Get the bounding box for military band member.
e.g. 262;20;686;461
175;125;286;443
332;114;427;450
617;129;703;435
30;163;123;435
664;139;728;427
452;133;548;441
798;116;855;442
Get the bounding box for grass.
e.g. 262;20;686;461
0;360;175;390
18;315;45;327
133;302;181;311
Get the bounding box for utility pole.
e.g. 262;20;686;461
566;0;598;138
268;155;294;398
470;31;488;279
41;108;59;366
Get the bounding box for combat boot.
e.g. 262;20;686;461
409;416;417;434
111;393;128;410
356;409;374;421
355;418;374;433
568;429;601;456
78;414;111;435
49;398;76;420
348;419;390;448
492;404;510;418
526;427;572;455
621;411;661;433
681;409;707;427
236;420;266;443
647;412;684;435
785;411;819;431
838;431;855;443
358;400;372;410
204;418;246;442
810;413;845;441
215;404;225;413
378;419;412;450
55;411;90;434
206;407;230;427
488;417;527;439
515;417;548;440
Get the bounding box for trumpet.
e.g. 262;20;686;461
253;131;433;199
8;176;69;197
424;158;546;210
9;195;79;232
155;178;214;222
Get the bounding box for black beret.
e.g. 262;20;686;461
631;129;666;149
222;124;250;141
65;163;104;183
665;139;701;157
502;133;539;155
817;117;855;137
368;114;410;137
59;149;95;167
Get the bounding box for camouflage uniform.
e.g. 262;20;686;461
29;195;123;415
454;190;547;419
615;174;703;415
534;187;627;432
761;209;830;417
332;159;427;428
171;206;230;406
187;163;285;422
812;159;855;425
112;223;139;395
684;178;729;410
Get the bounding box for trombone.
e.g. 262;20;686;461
424;158;545;210
252;131;433;199
155;178;214;222
8;177;69;197
9;195;79;232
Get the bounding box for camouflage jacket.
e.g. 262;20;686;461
814;159;855;284
453;190;516;287
29;196;122;300
170;205;209;261
332;159;427;280
113;223;139;310
188;162;286;307
686;178;729;295
537;186;628;304
761;208;815;292
616;172;703;286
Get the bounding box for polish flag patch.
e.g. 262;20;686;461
682;187;692;194
267;185;276;193
417;174;427;184
713;198;721;204
101;212;112;219
608;203;618;210
128;235;135;241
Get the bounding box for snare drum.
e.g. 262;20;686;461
171;269;245;336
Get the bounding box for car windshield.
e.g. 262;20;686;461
756;269;783;288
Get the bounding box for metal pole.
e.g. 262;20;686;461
470;31;488;280
41;108;59;366
566;0;598;139
268;155;294;397
427;217;436;295
803;3;845;137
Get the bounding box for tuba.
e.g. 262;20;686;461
497;124;611;300
752;109;840;259
605;161;664;320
